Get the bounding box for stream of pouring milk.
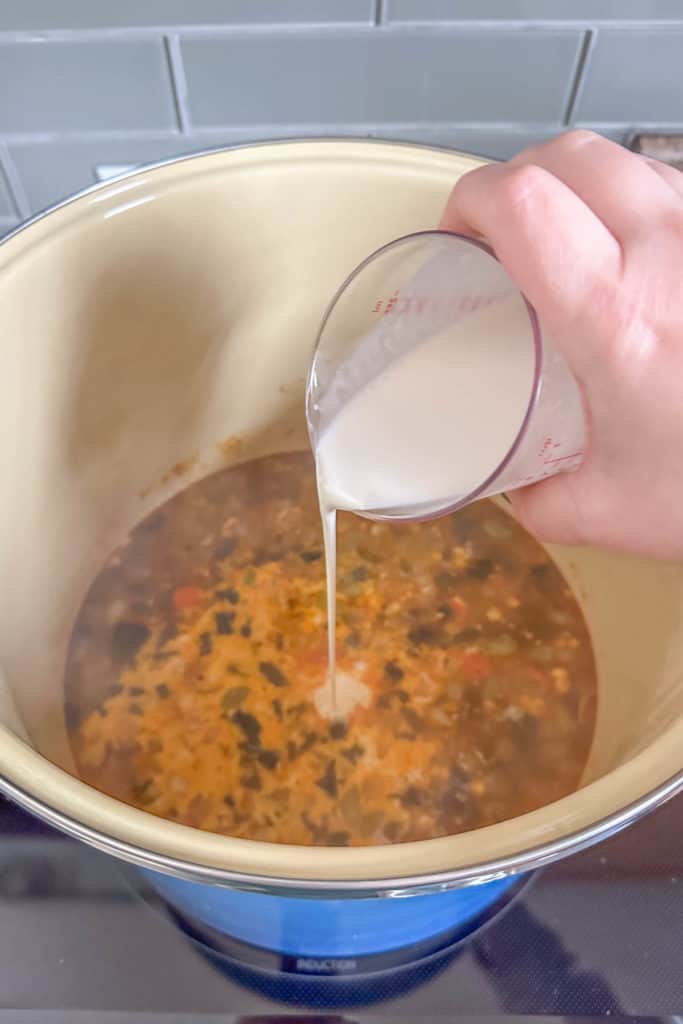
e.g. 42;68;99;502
313;293;534;717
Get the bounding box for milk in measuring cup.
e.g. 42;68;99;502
313;292;534;715
314;292;535;517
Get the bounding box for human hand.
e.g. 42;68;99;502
440;130;683;560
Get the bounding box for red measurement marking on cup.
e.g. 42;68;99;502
371;292;495;317
543;451;584;465
384;291;399;315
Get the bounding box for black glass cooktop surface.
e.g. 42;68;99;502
0;791;680;1019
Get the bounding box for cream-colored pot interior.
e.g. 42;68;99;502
0;140;681;887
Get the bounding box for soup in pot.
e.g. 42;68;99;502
65;451;597;846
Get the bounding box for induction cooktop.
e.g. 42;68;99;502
0;788;680;1019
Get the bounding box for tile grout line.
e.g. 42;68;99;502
0;140;31;219
0;129;185;145
379;18;683;29
0;122;679;148
0;23;384;43
563;27;596;126
164;35;190;134
1;20;683;41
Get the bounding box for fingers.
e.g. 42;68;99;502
440;158;620;374
438;130;683;378
508;131;678;244
641;155;683;197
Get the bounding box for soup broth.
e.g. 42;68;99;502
65;451;597;847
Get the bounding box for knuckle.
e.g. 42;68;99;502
495;163;548;207
555;128;601;153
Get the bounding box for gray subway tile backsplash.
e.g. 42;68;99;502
576;29;683;123
0;38;177;135
0;6;679;219
370;126;561;160
382;124;631;158
179;29;584;128
375;124;630;158
385;1;683;23
0;0;373;32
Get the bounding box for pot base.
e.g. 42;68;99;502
136;867;531;1008
146;873;530;1007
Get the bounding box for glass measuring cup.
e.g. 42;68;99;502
306;231;585;520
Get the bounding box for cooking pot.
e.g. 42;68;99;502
0;142;681;951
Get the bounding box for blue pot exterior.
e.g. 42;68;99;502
142;868;522;959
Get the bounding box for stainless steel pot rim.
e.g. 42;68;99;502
1;768;681;896
1;140;681;895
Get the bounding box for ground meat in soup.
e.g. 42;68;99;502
65;451;597;847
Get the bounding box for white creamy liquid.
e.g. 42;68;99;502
320;505;337;709
313;292;535;715
316;294;535;516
